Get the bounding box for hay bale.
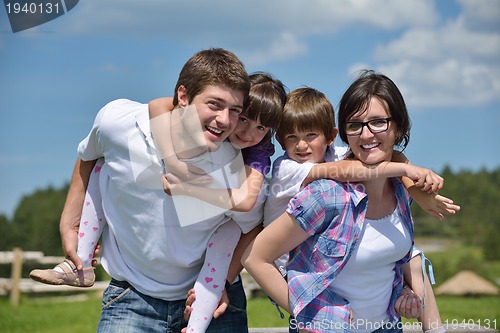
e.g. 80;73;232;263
436;270;499;296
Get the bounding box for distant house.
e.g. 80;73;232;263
436;270;499;296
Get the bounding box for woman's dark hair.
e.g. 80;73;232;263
338;70;411;150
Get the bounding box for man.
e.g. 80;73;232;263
60;48;255;332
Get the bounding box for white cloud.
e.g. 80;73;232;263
58;0;437;66
239;32;308;67
371;0;500;108
64;0;436;36
374;17;500;62
458;0;500;28
18;0;496;109
376;59;500;108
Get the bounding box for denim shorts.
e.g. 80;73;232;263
97;277;248;333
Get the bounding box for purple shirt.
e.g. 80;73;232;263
242;134;274;175
286;178;414;332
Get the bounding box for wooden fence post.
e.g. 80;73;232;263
10;247;22;307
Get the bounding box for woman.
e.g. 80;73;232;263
242;70;419;333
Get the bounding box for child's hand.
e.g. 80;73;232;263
395;285;423;319
167;160;211;184
404;165;444;193
418;192;461;221
162;171;212;196
184;164;212;184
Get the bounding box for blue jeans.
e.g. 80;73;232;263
97;278;248;333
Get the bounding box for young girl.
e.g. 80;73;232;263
242;71;454;333
150;72;288;333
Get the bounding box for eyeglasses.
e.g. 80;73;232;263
345;117;392;136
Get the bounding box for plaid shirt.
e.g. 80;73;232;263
286;178;414;332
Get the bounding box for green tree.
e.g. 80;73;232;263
412;165;500;261
0;214;12;251
9;184;69;255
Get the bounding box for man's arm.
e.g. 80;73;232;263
60;158;97;271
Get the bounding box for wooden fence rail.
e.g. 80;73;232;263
0;249;65;264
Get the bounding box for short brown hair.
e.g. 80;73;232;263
277;87;336;145
173;48;250;106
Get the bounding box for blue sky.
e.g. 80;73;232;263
1;0;499;218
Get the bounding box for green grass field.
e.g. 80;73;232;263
0;293;498;333
2;240;499;332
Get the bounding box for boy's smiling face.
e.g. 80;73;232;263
282;128;333;164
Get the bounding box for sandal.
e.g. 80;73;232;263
29;259;95;287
